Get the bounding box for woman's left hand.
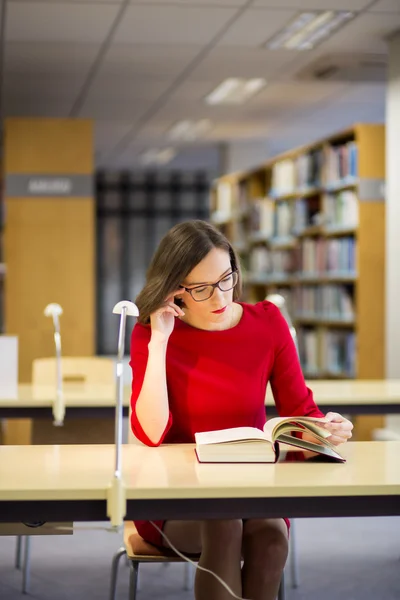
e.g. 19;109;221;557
323;412;353;446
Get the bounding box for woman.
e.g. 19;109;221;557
130;220;353;600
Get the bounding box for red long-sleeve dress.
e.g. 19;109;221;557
129;300;324;547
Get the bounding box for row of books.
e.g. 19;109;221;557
247;191;358;240
299;237;356;275
271;152;322;197
263;286;354;324
248;237;356;276
298;329;356;377
295;285;355;321
249;247;292;274
270;141;358;197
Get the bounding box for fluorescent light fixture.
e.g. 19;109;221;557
267;11;354;51
140;147;177;166
168;119;212;141
205;78;266;105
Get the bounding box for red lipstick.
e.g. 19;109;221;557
212;307;227;314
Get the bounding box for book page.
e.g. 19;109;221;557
263;416;329;441
195;426;267;446
277;433;345;461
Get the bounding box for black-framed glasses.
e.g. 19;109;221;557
181;271;238;302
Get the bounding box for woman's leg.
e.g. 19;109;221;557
241;518;288;600
162;519;243;600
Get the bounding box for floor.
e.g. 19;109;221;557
0;516;399;600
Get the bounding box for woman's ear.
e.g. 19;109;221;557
175;296;185;308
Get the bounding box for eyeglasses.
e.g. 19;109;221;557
181;271;238;302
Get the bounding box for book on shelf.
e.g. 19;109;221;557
214;182;235;218
295;284;355;322
249;246;294;276
195;416;345;464
323;190;358;229
297;237;356;275
325;141;358;185
298;328;356;378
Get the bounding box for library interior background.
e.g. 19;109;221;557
2;1;400;599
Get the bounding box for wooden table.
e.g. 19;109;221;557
0;384;130;419
1;380;400;419
0;441;399;523
1;380;399;445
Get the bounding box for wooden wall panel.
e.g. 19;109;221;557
3;118;95;444
4;198;95;381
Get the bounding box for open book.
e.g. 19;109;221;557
194;416;345;464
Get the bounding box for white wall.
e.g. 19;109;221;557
380;32;400;438
386;33;400;379
221;140;271;174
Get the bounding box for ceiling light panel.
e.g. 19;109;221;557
205;78;267;105
168;119;212;141
267;11;354;51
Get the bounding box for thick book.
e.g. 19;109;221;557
194;416;345;464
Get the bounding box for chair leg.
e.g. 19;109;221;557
22;536;32;594
15;536;23;569
289;519;300;588
277;571;286;600
183;562;195;591
109;547;127;600
128;561;139;600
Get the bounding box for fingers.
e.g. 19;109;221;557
167;302;185;318
166;288;185;304
327;429;353;445
323;412;353;446
156;301;185;318
324;411;344;422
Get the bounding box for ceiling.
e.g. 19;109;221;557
4;0;398;172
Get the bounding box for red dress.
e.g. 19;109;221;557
129;300;324;547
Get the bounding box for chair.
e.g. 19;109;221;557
15;355;116;594
266;293;301;589
109;522;197;600
109;522;285;600
32;356;115;387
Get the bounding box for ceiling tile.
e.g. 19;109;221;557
254;0;372;9
186;46;299;82
113;5;237;44
218;8;297;47
321;12;400;53
95;120;135;151
84;76;172;100
9;0;124;2
330;82;386;104
250;80;348;109
130;0;246;4
4;72;86;97
4;94;73;117
5;42;99;73
78;95;151;120
98;44;202;78
369;0;400;13
7;2;120;43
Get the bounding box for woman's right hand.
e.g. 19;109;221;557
149;289;185;343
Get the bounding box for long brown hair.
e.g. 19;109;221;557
136;220;242;324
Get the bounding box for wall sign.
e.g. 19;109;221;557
6;174;93;197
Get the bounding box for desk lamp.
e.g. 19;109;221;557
107;300;139;529
44;303;64;426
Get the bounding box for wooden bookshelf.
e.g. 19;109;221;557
211;124;385;439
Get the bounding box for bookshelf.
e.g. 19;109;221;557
211;124;385;393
